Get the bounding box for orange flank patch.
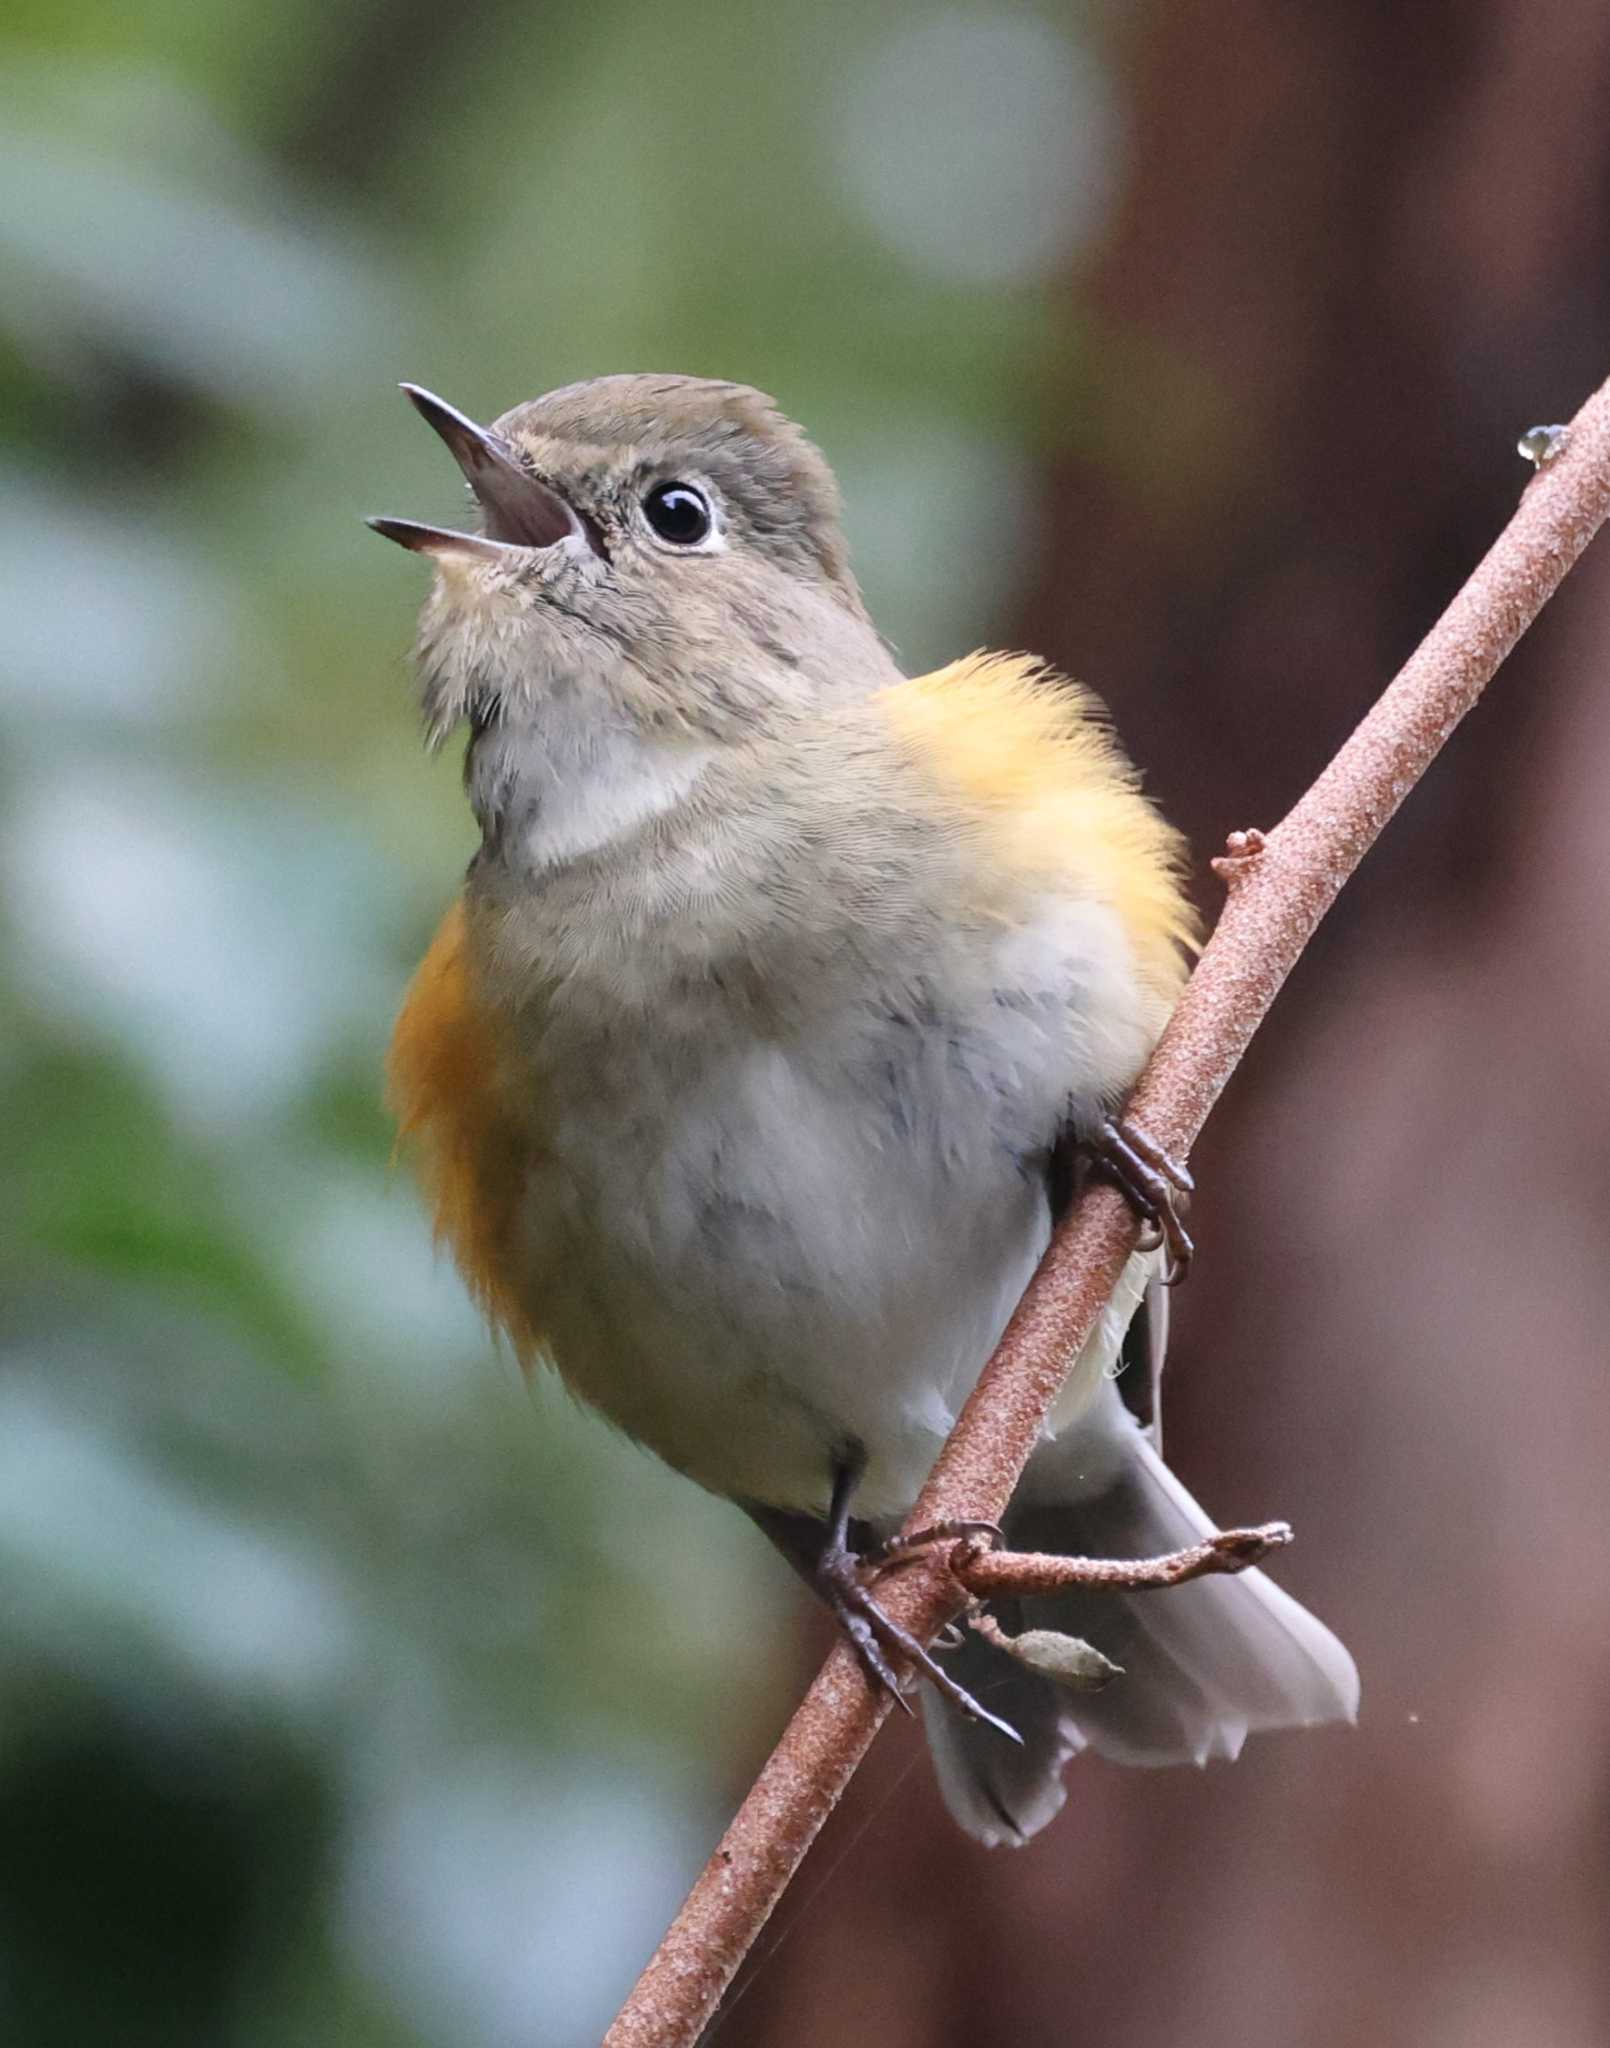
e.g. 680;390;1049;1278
878;652;1198;1005
387;898;543;1363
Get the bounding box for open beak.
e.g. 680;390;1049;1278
367;384;592;559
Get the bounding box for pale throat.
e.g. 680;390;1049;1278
467;695;715;874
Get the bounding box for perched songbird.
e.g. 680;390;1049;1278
371;376;1358;1845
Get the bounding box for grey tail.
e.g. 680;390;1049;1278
922;1423;1359;1847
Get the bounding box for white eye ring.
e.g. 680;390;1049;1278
640;480;723;552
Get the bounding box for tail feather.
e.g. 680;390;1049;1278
924;1422;1358;1845
921;1629;1081;1847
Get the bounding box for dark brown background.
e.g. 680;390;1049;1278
726;9;1610;2044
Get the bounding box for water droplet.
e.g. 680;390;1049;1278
1517;423;1570;469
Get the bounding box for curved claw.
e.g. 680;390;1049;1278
863;1518;1005;1574
1086;1116;1196;1283
817;1547;1022;1744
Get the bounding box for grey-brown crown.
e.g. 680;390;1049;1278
494;374;856;593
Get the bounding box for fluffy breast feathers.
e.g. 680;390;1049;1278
388;651;1195;1363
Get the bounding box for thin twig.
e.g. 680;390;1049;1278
602;376;1610;2048
948;1521;1293;1598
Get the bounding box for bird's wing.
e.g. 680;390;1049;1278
881;651;1195;1447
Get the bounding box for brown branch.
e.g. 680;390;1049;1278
602;379;1610;2048
953;1519;1291;1700
947;1521;1293;1599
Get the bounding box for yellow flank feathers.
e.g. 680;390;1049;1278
387;898;544;1363
878;652;1198;1005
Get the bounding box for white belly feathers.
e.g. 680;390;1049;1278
507;895;1156;1521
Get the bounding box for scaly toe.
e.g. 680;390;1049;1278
863;1519;1005;1573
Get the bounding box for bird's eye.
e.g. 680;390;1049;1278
642;481;713;547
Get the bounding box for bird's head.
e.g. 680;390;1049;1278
370;375;892;757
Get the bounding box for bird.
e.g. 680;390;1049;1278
369;374;1358;1846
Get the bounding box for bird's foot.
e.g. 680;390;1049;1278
861;1519;1004;1573
1085;1115;1196;1283
815;1529;1021;1745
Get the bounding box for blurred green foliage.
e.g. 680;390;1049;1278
0;2;1116;2037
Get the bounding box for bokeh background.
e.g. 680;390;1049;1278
5;3;1610;2044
